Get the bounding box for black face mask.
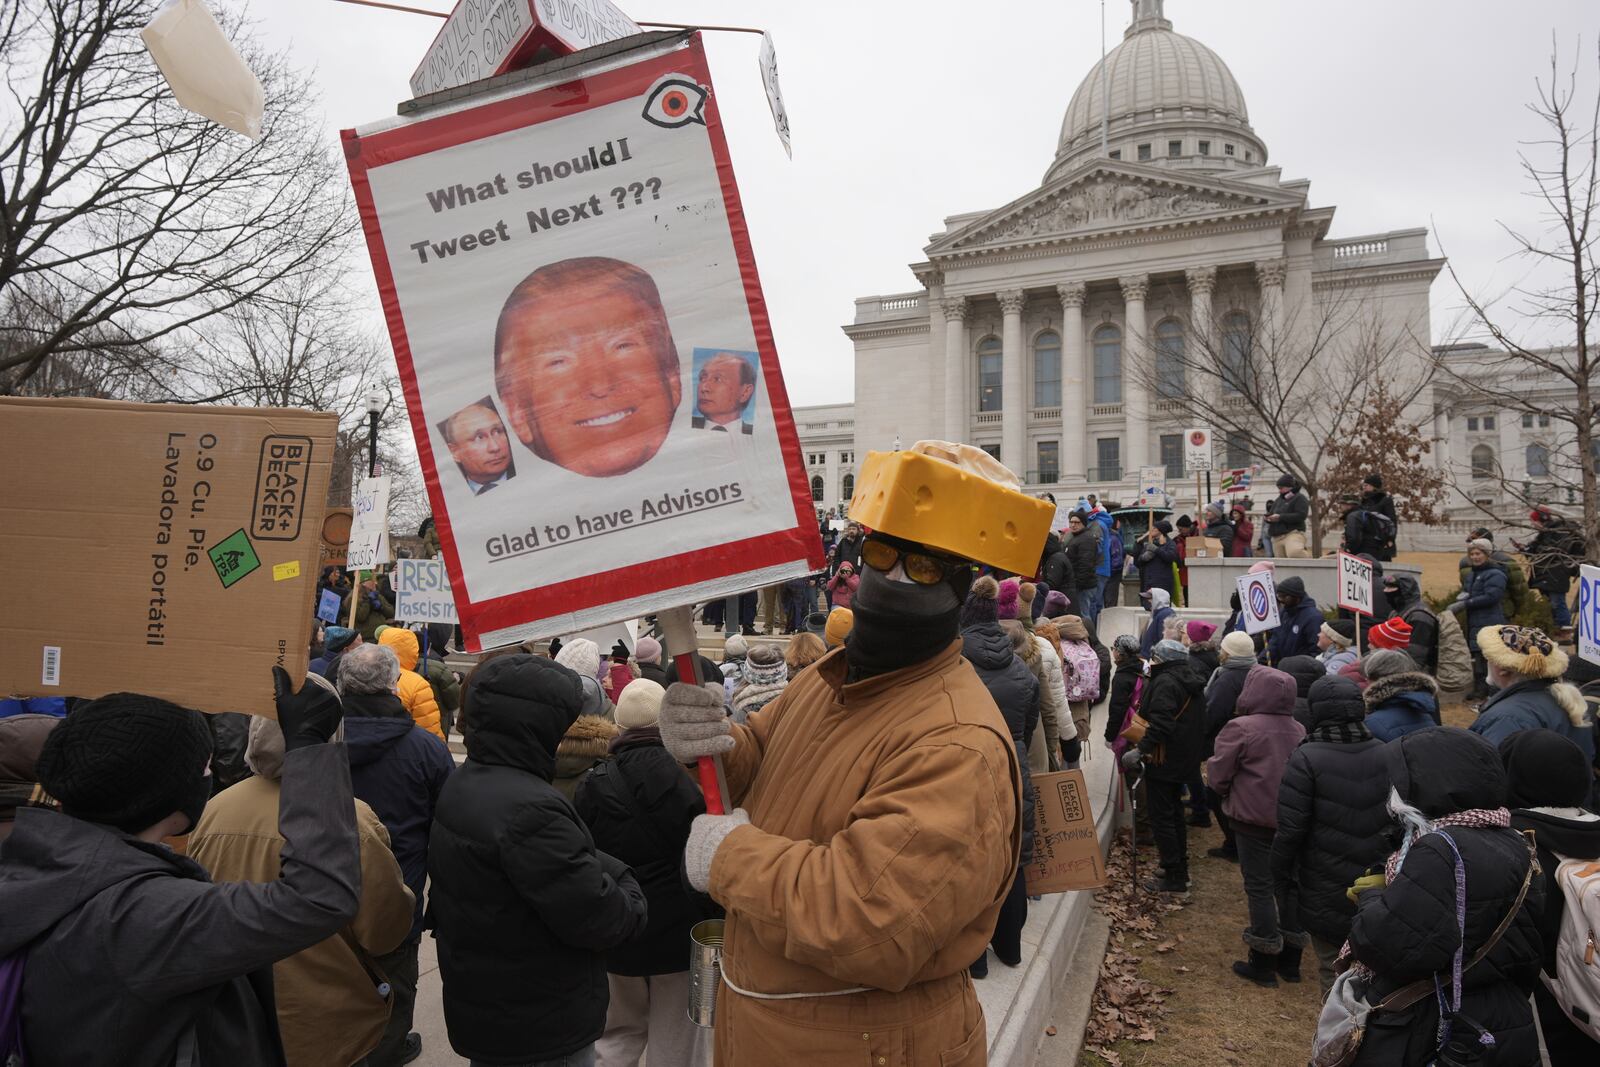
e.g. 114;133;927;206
177;774;213;836
846;562;965;680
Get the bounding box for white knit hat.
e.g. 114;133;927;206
615;678;666;730
1220;631;1255;660
555;638;601;681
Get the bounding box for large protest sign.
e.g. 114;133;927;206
1024;769;1105;895
346;33;823;649
393;558;459;624
345;476;391;571
1336;551;1374;616
1578;563;1600;667
0;397;334;716
1235;571;1281;635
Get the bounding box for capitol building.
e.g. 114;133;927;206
800;0;1450;520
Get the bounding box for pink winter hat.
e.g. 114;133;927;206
996;578;1021;620
1248;560;1276;575
1186;620;1218;643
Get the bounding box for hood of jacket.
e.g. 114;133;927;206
1385;726;1507;817
462;654;583;779
1306;674;1366;727
378;626;420;671
1509;807;1600;860
554;714;620;777
0;805;204;954
1387;574;1422;610
1278;655;1327;698
1237;665;1298;717
961;622;1014;672
343;713;418;768
1147;587;1171;611
1364;670;1440;711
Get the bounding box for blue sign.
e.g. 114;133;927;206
316;587;341;624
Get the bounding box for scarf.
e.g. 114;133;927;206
1302;720;1372;746
847;565;961;680
1339;805;1512;975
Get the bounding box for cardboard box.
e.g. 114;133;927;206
0;397;336;717
1023;769;1106;895
1190;536;1226;559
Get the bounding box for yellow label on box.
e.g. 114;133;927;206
272;560;301;582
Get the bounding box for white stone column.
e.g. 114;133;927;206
1120;274;1150;475
942;296;969;441
999;289;1027;473
1185;265;1218;422
1058;281;1087;482
1433;407;1451;471
1256;258;1287;348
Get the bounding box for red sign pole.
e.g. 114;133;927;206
660;605;728;815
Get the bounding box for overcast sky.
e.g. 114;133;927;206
255;0;1597;407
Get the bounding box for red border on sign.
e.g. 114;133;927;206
345;35;822;650
1335;550;1374;618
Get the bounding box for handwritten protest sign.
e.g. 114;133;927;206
1024;769;1105;895
346;476;391;571
393;557;459;624
1337;551;1374;617
410;0;641;98
346;34;823;649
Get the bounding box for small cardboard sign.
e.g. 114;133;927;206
392;557;459;625
316;588;342;624
1184;427;1213;472
1236;571;1281;635
1578;563;1600;667
1023;769;1106;895
1337;551;1374;617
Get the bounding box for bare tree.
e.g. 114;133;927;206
1436;43;1600;557
1321;379;1449;540
0;0;355;392
1131;289;1433;554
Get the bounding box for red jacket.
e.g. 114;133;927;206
1227;517;1254;556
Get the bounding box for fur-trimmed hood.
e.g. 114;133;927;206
1364;670;1439;710
1548;681;1587;726
555;714;620;764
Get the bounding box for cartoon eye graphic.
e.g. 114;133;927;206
642;75;708;129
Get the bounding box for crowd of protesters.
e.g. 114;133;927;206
2;480;1596;1067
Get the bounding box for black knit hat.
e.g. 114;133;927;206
1498;729;1591;809
961;575;1000;628
1362;473;1384;491
36;693;213;833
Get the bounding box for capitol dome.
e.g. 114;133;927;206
1047;0;1266;182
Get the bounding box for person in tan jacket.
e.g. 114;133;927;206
189;710;415;1067
660;529;1023;1066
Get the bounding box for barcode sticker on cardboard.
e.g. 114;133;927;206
41;646;60;687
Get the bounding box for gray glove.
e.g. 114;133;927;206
685;808;749;892
659;681;734;763
1120;748;1145;772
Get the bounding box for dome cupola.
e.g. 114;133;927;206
1047;0;1266;182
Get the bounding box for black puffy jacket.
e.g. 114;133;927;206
962;623;1038;866
1137;658;1207;781
1063;530;1099;590
428;655;648;1064
574;728;718;977
1346;729;1543;1067
1104;662;1141;745
1270;676;1391;943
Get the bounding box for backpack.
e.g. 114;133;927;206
1061;641;1102;703
1541;857;1600;1042
1;951;23;1066
1358;510;1395;552
1432;608;1474;695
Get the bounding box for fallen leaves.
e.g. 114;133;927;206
1082;833;1178;1061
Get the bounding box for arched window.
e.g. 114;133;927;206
1221;312;1251;395
810;474;824;501
1033;331;1061;408
840;473;855;501
1092;325;1122;404
976;337;1003;412
1154;319;1186;398
1470;444;1495;481
1525;443;1550;477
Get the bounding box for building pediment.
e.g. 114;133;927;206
926;163;1304;258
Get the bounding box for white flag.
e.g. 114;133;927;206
141;0;264;140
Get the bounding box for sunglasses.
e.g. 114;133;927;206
860;536;963;586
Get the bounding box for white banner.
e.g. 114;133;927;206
392;558;458;624
1184;427;1213;472
1235;571;1280;635
1336;551;1374;617
758;33;792;159
1578;563;1600;667
345;476;391;571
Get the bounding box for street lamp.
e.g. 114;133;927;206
365;385;384;478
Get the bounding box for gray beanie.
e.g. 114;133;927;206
1152;639;1190;664
1362;648;1418;680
